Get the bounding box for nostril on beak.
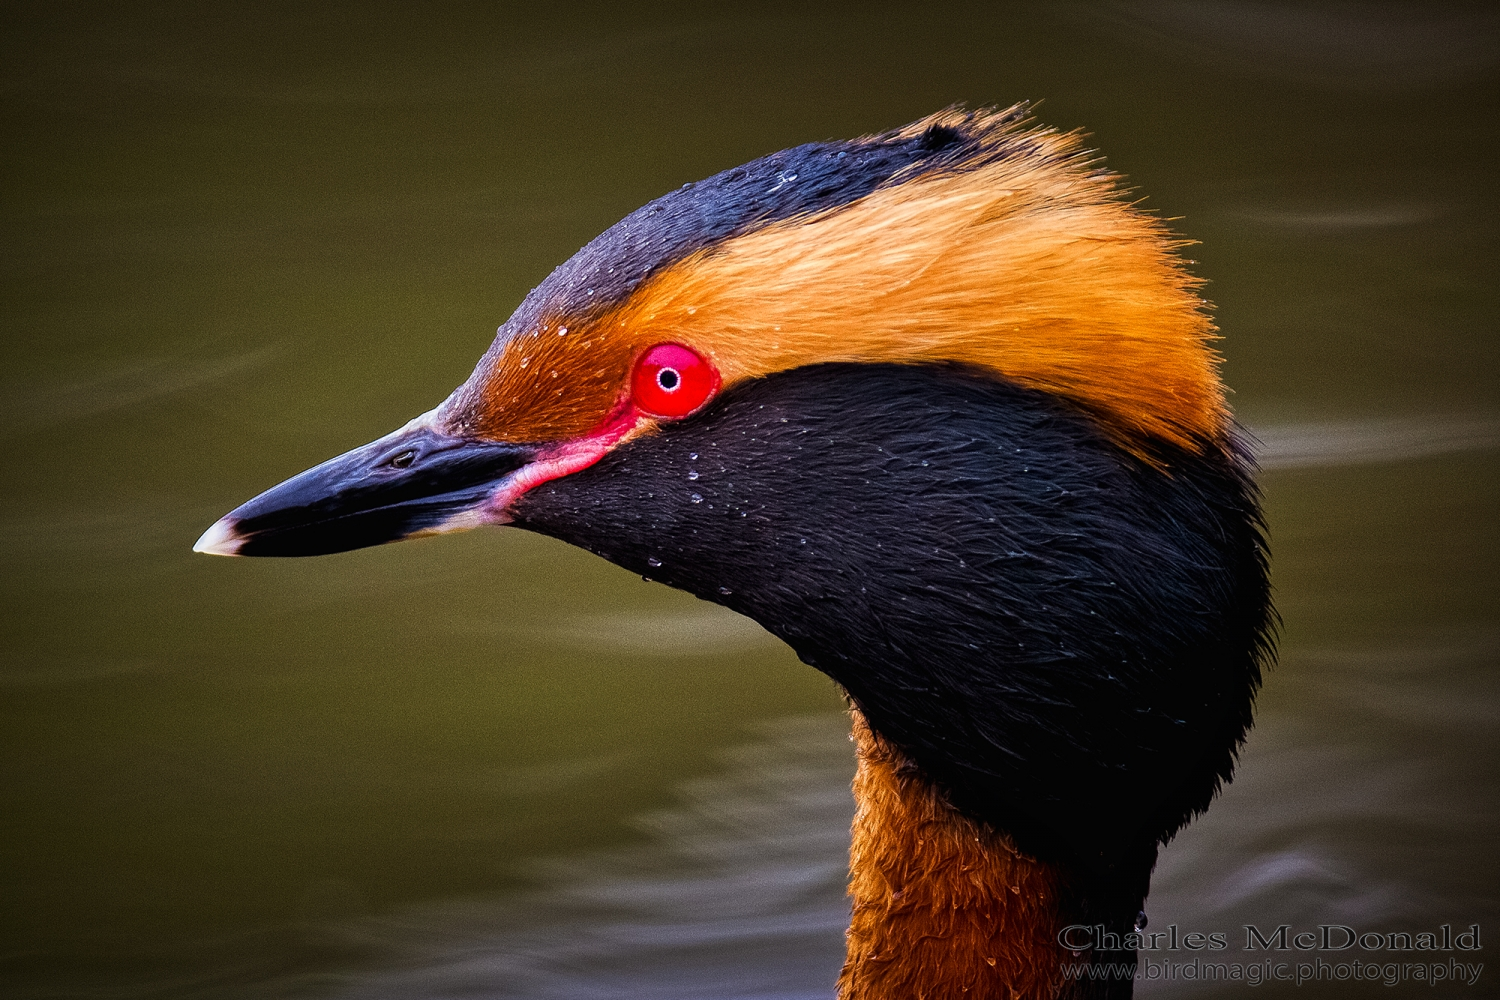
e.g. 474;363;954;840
389;451;415;469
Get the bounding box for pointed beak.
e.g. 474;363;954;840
194;423;538;557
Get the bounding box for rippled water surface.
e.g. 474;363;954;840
3;3;1497;997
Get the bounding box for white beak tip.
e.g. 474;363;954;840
193;518;244;556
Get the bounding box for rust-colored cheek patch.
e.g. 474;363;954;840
841;711;1068;1000
469;322;636;442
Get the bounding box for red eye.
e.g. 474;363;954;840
632;343;720;419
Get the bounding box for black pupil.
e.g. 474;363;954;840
657;368;680;390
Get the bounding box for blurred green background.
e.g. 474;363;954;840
2;3;1497;997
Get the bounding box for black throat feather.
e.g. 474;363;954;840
512;362;1273;923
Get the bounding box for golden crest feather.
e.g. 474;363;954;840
460;108;1226;456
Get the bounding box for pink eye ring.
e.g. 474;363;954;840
632;343;720;419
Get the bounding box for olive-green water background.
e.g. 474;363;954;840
3;3;1497;997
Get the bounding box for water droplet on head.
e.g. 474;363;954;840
688;452;698;460
687;470;699;480
690;493;703;504
647;557;661;568
718;586;732;595
558;326;568;336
